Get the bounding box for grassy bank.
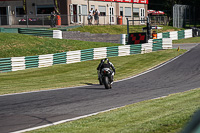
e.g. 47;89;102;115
0;49;186;95
173;37;200;44
68;25;183;34
0;33;121;58
28;88;200;133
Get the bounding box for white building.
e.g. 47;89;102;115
69;0;148;25
0;0;149;25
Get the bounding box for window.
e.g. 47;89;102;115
91;5;95;10
98;6;106;16
82;5;87;16
120;7;123;16
133;8;139;17
37;5;54;14
125;7;131;17
16;7;25;17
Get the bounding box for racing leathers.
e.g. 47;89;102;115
97;60;115;83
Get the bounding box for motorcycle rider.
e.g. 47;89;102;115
97;58;115;83
97;59;105;83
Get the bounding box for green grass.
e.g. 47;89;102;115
68;25;183;34
28;88;200;133
0;33;121;58
0;26;187;58
0;49;186;95
173;37;200;44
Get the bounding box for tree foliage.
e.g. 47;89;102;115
149;0;200;17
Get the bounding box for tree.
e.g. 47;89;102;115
149;0;200;17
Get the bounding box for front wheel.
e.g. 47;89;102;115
99;78;103;85
104;76;112;89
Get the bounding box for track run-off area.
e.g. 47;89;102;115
0;44;199;133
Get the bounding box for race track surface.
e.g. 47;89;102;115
0;44;200;133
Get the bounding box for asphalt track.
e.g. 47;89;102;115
0;44;200;133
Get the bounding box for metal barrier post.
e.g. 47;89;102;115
127;18;129;35
26;15;28;28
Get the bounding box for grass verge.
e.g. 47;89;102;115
173;37;200;44
68;25;183;34
27;88;200;133
0;49;186;95
0;32;121;58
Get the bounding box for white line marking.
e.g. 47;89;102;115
12;87;195;133
11;106;123;133
115;51;187;82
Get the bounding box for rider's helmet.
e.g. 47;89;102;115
101;59;104;63
104;58;109;64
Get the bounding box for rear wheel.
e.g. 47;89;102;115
104;76;111;89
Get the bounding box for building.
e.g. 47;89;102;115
0;0;149;26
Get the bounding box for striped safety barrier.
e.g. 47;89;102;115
0;29;193;73
157;29;193;40
0;38;171;73
18;28;62;39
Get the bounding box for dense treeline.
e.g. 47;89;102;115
149;0;200;17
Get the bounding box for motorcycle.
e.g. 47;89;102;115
99;68;113;89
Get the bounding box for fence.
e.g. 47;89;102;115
0;29;193;73
0;25;81;35
173;4;200;28
173;4;190;28
149;16;168;25
0;14;169;27
157;29;193;40
0;38;171;73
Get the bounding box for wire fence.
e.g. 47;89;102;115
0;14;169;27
173;4;200;28
149;16;168;25
173;4;190;28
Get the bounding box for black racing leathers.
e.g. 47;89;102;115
97;62;103;71
97;62;115;73
100;62;115;74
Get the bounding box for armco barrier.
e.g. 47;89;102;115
130;44;142;55
162;38;173;49
184;29;193;38
178;30;185;40
0;58;12;72
53;52;66;65
53;30;62;39
39;54;53;68
0;38;167;73
170;31;178;40
18;28;53;37
0;25;81;38
93;47;107;59
157;29;193;40
18;28;62;39
162;32;170;38
153;39;163;51
81;49;94;61
11;57;25;71
107;46;119;57
25;56;39;69
0;29;193;73
67;50;81;64
0;28;19;33
141;40;153;54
